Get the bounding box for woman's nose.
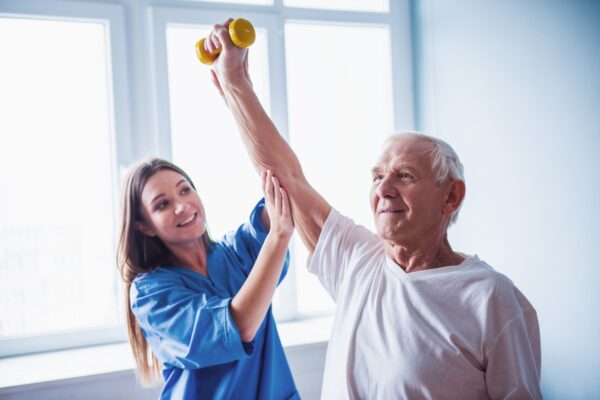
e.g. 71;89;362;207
174;201;187;214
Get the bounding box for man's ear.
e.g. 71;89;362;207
442;179;466;216
136;221;157;237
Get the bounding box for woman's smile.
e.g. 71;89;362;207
177;212;197;227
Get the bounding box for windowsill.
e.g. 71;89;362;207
0;315;333;390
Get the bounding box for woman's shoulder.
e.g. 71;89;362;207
132;266;184;294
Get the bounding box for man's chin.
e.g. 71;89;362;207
376;224;402;241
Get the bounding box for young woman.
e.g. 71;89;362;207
117;158;299;399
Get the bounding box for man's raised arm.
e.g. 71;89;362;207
206;19;330;252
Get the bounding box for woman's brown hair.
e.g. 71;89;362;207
116;158;214;386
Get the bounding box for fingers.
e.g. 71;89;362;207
212;19;235;51
279;186;292;224
262;170;282;212
204;18;233;52
272;175;281;214
205;29;218;53
262;170;272;203
223;18;234;29
262;170;291;220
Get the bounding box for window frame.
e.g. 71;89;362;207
0;0;132;358
0;0;415;357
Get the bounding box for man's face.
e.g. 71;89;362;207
370;138;449;244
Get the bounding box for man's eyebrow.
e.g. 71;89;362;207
395;163;416;170
371;163;416;174
151;179;187;204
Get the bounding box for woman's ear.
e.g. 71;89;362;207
442;179;466;216
136;221;157;237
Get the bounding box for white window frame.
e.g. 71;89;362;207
0;0;415;357
0;0;132;358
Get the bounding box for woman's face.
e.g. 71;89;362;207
137;169;206;246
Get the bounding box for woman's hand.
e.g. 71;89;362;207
206;18;252;99
230;169;293;342
262;169;294;239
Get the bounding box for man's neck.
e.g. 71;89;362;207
385;235;464;273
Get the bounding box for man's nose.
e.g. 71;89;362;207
376;175;398;198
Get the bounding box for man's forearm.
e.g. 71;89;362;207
221;75;304;184
218;69;331;253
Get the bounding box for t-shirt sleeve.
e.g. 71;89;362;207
221;198;289;284
484;307;542;399
130;275;254;369
306;208;382;302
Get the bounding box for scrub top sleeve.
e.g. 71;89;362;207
131;276;254;369
222;198;290;283
223;198;268;255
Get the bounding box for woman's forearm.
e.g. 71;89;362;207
229;232;289;342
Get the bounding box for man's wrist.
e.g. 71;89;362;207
220;66;250;90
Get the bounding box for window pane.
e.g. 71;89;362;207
166;25;270;240
285;22;393;315
0;18;118;337
195;0;273;5
284;0;389;13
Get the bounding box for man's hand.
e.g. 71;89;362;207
206;18;252;99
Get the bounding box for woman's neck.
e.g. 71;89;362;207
168;238;208;276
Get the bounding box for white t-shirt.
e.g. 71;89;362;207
308;209;541;400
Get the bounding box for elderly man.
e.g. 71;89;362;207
205;19;541;399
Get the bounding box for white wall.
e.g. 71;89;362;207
416;0;600;398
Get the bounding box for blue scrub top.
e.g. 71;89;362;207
130;199;299;399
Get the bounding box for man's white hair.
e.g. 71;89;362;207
384;131;465;225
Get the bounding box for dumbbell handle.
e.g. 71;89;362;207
195;18;255;65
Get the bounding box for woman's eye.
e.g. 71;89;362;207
181;187;190;195
156;201;168;210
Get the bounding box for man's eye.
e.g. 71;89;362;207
399;172;411;179
373;175;383;182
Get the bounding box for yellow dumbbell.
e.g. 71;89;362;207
195;18;255;65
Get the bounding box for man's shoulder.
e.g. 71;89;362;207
325;208;381;243
461;257;534;312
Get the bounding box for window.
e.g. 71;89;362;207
0;1;130;357
0;0;414;356
165;24;271;240
284;0;389;13
0;17;117;337
285;22;393;314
